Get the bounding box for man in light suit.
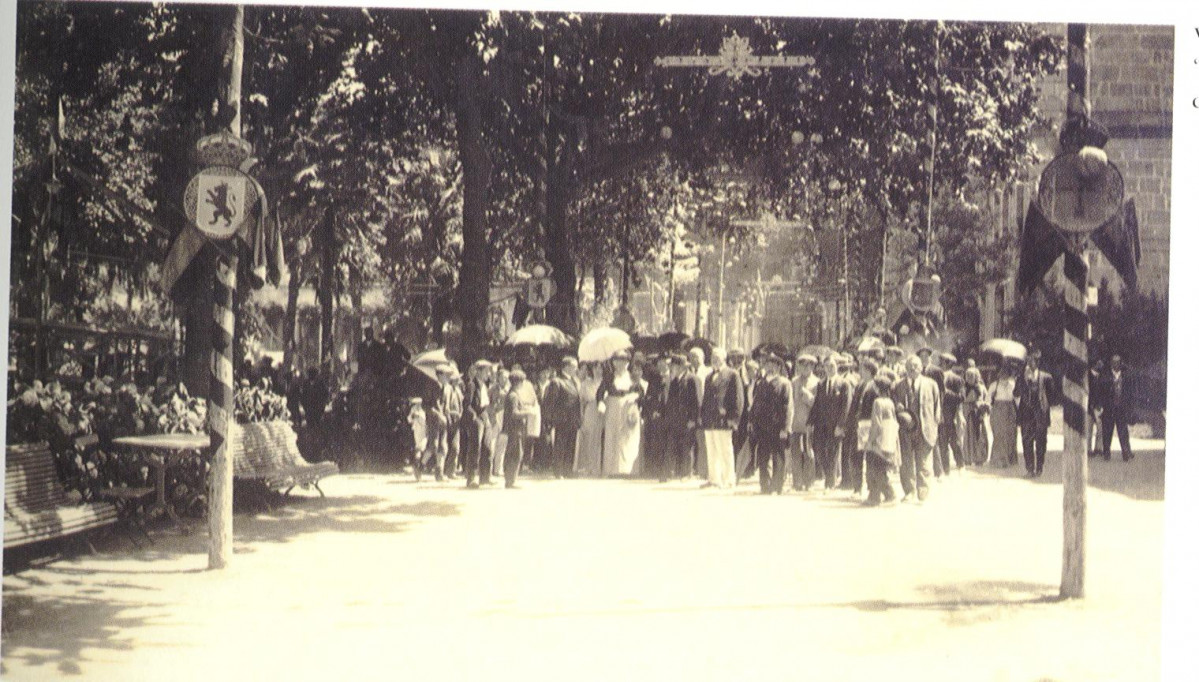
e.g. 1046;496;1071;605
1016;350;1055;477
894;355;941;502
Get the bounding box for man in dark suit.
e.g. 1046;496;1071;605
701;347;744;488
939;354;966;471
750;353;792;494
664;353;700;480
1096;354;1135;462
542;356;582;479
462;359;494;488
893;355;941;502
808;355;853;492
1016;350;1055;477
643;355;672;481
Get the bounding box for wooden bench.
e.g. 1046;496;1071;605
229;421;339;497
4;442;119;552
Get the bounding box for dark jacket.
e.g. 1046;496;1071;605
1016;368;1055;428
542;373;582;432
750;375;793;438
808;375;853;436
1095;368;1135;421
701;366;744;430
665;370;701;431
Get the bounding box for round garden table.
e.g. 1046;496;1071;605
111;433;210;532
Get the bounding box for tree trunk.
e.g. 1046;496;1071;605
318;205;336;366
592;261;607;308
454;57;493;365
180;248;215;394
542;173;577;334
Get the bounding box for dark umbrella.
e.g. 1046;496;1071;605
658;332;691;352
752;342;792;362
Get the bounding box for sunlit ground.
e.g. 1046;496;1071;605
2;433;1164;681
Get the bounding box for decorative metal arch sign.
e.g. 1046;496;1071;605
654;33;815;81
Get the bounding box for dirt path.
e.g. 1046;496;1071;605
2;441;1165;681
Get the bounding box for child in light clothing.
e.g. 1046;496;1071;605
407;398;429;481
864;373;900;506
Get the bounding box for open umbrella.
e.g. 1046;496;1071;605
505;324;572;348
578;327;632;363
412;348;456;379
978;338;1027;362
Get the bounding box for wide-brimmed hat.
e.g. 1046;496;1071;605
761;352;785;367
885;345;904;356
939;352;958;365
669;353;687;365
612;349;631;361
795;354;817;365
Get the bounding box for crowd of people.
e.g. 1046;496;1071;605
358;337;1141;500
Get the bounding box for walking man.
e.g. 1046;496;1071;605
894;355;941;502
809;355;852;492
700;347;744;488
543;356;583;479
789;354;819;491
750;353;792;494
665;353;700;480
462;359;494;488
1097;354;1135;462
1016;350;1055;477
502;369;540;489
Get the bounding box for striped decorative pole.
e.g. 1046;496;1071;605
208;252;238;569
1060;22;1090;600
1060;248;1089;598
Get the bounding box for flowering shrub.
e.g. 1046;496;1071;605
234;380;292;424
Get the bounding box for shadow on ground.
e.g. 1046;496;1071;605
971;449;1164;502
1;579;159;677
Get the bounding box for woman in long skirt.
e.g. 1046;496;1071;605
601;351;642;476
575;363;605;476
961;367;991;465
988;364;1019;467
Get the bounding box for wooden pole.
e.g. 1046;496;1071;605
207;4;244;570
1060;22;1090;599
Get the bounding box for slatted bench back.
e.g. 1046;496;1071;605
5;442;117;550
228;422;303;478
5;442;69;513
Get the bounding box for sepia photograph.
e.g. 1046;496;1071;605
0;1;1192;679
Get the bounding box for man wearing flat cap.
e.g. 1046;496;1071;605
749;352;792;494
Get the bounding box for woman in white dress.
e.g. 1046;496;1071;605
601;350;643;476
988;363;1019;468
575;363;605;476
